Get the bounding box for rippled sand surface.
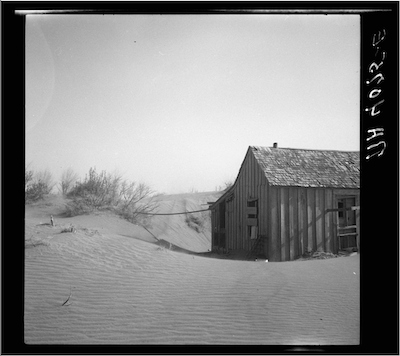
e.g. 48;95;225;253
25;194;359;345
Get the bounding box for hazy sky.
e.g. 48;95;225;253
26;14;360;194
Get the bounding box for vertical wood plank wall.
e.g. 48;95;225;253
307;189;315;253
290;187;298;259
315;189;324;251
221;149;269;252
268;186;354;261
325;189;333;253
280;188;289;261
297;188;307;256
269;187;280;261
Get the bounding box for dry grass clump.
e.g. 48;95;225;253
60;224;76;233
184;213;205;233
300;250;339;260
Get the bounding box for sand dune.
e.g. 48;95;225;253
24;193;359;345
148;192;218;252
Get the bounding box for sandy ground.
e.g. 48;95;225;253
24;194;359;345
148;192;217;252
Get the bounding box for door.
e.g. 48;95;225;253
338;197;356;227
337;196;357;249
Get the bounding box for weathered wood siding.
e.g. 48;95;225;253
267;186;359;261
212;149;269;252
228;149;269;251
268;186;280;261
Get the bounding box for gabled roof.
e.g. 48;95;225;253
251;146;360;189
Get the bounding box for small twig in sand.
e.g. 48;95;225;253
25;235;50;249
60;224;76;233
61;286;72;306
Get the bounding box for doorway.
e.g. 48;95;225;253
337;196;357;249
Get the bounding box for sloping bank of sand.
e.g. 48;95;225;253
147;191;218;252
25;232;359;345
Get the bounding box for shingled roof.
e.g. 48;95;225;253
251;146;360;189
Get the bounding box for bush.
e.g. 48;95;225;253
64;197;93;216
25;169;33;188
25;168;55;204
59;168;79;196
65;167;158;225
25;181;49;203
67;168;117;209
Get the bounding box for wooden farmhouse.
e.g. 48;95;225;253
210;144;360;262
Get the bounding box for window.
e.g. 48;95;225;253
247;199;258;239
248;225;257;239
247;200;257;208
247;199;258;218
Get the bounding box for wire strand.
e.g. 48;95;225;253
136;208;210;216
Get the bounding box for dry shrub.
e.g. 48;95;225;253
25;168;55;204
63;198;93;216
64;167;158;225
59;168;79;196
185;213;206;233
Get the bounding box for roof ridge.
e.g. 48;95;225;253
251;145;360;153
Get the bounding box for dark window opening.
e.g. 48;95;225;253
338;201;344;218
247;200;257;208
248;225;257;239
247;226;252;238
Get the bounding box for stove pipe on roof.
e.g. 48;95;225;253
273;142;278;148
